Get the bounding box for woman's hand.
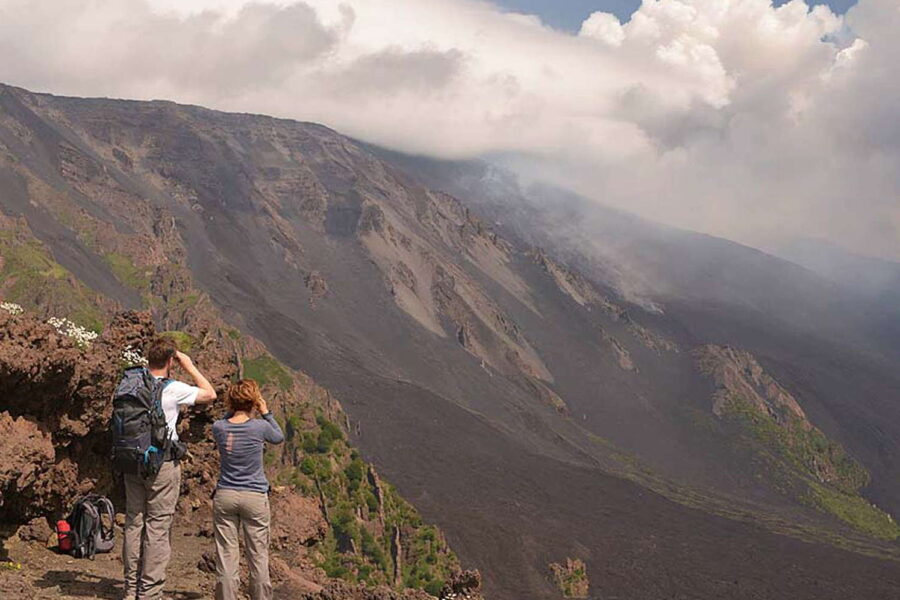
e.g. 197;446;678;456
256;396;269;416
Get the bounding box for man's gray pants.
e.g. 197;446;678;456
122;461;181;600
213;488;273;600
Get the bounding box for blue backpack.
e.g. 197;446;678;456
110;367;171;478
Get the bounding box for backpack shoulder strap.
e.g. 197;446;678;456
93;497;116;542
74;499;100;559
67;497;87;525
151;377;173;407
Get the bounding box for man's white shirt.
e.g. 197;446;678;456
153;376;200;441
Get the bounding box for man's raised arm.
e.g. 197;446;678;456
175;350;217;404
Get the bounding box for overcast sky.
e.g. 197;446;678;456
0;0;897;260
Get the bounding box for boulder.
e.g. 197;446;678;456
270;489;328;549
16;516;52;542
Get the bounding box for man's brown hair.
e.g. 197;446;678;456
227;379;263;413
146;336;178;370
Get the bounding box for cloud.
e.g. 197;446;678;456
324;48;465;96
0;1;343;100
0;0;897;260
580;12;626;46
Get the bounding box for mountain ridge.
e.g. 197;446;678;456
2;83;900;599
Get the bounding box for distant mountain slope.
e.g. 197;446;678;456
373;148;900;517
2;83;900;599
773;237;900;308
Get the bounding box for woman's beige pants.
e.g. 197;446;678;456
213;488;272;600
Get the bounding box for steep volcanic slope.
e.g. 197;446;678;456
774;237;900;311
0;91;480;597
2;84;900;598
373;150;900;517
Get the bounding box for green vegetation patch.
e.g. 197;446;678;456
722;395;899;540
0;235;105;331
724;398;867;493
160;330;196;352
243;354;293;391
807;482;900;541
269;398;460;593
2;238;67;285
104;252;150;291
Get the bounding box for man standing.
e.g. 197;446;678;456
122;336;217;600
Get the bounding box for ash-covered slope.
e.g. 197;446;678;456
373;150;900;518
773;237;900;310
2;83;900;599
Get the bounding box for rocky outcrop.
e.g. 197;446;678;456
270;489;329;549
440;570;485;600
604;333;637;372
15;517;52;543
0;305;473;597
694;345;807;424
531;248;609;310
531;247;678;356
0;309;153;522
0;413;54;523
694;345;896;539
306;271;330;305
549;559;589;598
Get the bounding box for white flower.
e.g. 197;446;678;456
122;345;148;366
47;316;99;348
0;302;24;315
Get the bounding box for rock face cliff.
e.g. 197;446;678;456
0;304;486;599
0;304;483;599
2;83;900;599
694;345;892;538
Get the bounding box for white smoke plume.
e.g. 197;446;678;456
0;0;897;260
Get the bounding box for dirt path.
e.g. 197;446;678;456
1;522;215;599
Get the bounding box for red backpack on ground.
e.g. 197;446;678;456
56;519;73;553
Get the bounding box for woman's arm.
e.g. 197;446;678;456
256;395;284;444
261;412;285;444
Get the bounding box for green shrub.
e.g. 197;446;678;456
317;428;337;453
807;483;900;540
722;395;891;539
361;529;388;568
364;490;379;515
244;354;293;391
424;581;444;597
345;459;366;492
332;509;359;542
160;330;195;352
302;432;319;454
317;415;344;442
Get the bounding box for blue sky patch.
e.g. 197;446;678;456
495;0;859;32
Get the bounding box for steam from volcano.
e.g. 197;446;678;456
0;0;897;260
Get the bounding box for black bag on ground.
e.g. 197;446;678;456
66;494;115;559
110;367;172;478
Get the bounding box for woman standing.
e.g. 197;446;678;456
212;379;284;600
